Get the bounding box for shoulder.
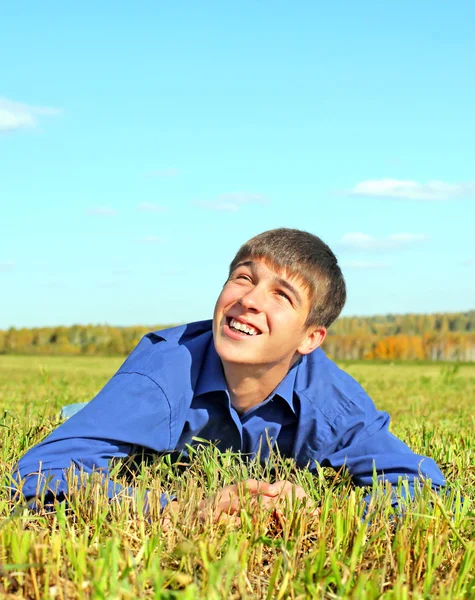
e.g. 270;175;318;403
116;319;214;391
152;320;214;345
295;348;374;424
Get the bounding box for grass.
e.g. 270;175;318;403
0;355;474;599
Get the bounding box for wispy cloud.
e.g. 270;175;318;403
0;97;61;133
195;192;269;212
137;202;168;213
145;168;179;177
462;259;475;266
197;201;241;212
339;232;430;251
131;235;165;244
87;207;118;216
347;179;475;201
0;261;15;272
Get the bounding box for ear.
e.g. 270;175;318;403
297;325;327;355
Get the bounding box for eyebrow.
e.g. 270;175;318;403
233;260;303;306
274;275;303;305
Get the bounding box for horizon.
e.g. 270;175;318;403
1;1;474;329
2;307;474;332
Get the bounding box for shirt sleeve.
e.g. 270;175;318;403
12;371;174;509
318;392;446;503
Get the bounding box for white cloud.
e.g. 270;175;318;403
137;202;168;213
0;261;15;272
145;168;179;177
0;97;61;133
131;236;165;244
341;260;390;270
463;259;475;266
87;207;118;216
195;192;268;212
348;179;475;201
339;232;429;251
196;201;240;212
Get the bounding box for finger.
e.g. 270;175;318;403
291;485;308;500
274;507;287;526
255;495;279;510
257;481;290;497
217;512;241;527
310;506;321;519
270;480;293;495
161;515;172;532
273;481;308;501
215;495;242;518
240;479;278;497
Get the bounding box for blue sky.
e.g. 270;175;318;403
1;1;474;329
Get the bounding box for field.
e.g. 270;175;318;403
1;355;474;599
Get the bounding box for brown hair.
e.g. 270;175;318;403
229;228;346;328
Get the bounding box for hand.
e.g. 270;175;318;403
269;480;309;506
266;480;318;524
162;479;319;530
160;498;181;532
160;481;275;530
199;478;280;523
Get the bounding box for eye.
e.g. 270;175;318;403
277;289;291;302
234;273;252;282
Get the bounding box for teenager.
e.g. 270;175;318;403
12;228;445;519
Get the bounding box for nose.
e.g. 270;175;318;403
239;284;265;312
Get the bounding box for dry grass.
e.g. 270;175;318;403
1;356;474;599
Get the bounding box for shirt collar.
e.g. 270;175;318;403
271;359;298;414
194;338;229;397
195;339;299;414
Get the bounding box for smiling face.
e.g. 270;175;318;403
213;259;326;371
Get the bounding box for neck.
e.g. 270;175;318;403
222;356;297;414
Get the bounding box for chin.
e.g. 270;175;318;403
214;338;258;366
215;340;245;364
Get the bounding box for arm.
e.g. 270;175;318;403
318;393;445;504
12;371;174;509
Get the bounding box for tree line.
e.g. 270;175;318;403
0;310;474;362
325;310;475;361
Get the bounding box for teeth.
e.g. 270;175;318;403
229;318;259;336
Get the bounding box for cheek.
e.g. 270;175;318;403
216;285;240;309
272;312;303;338
214;291;225;316
214;293;229;321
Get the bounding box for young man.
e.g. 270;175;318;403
13;228;445;520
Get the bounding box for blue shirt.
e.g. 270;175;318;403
14;320;445;506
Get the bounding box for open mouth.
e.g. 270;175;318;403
226;317;262;336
